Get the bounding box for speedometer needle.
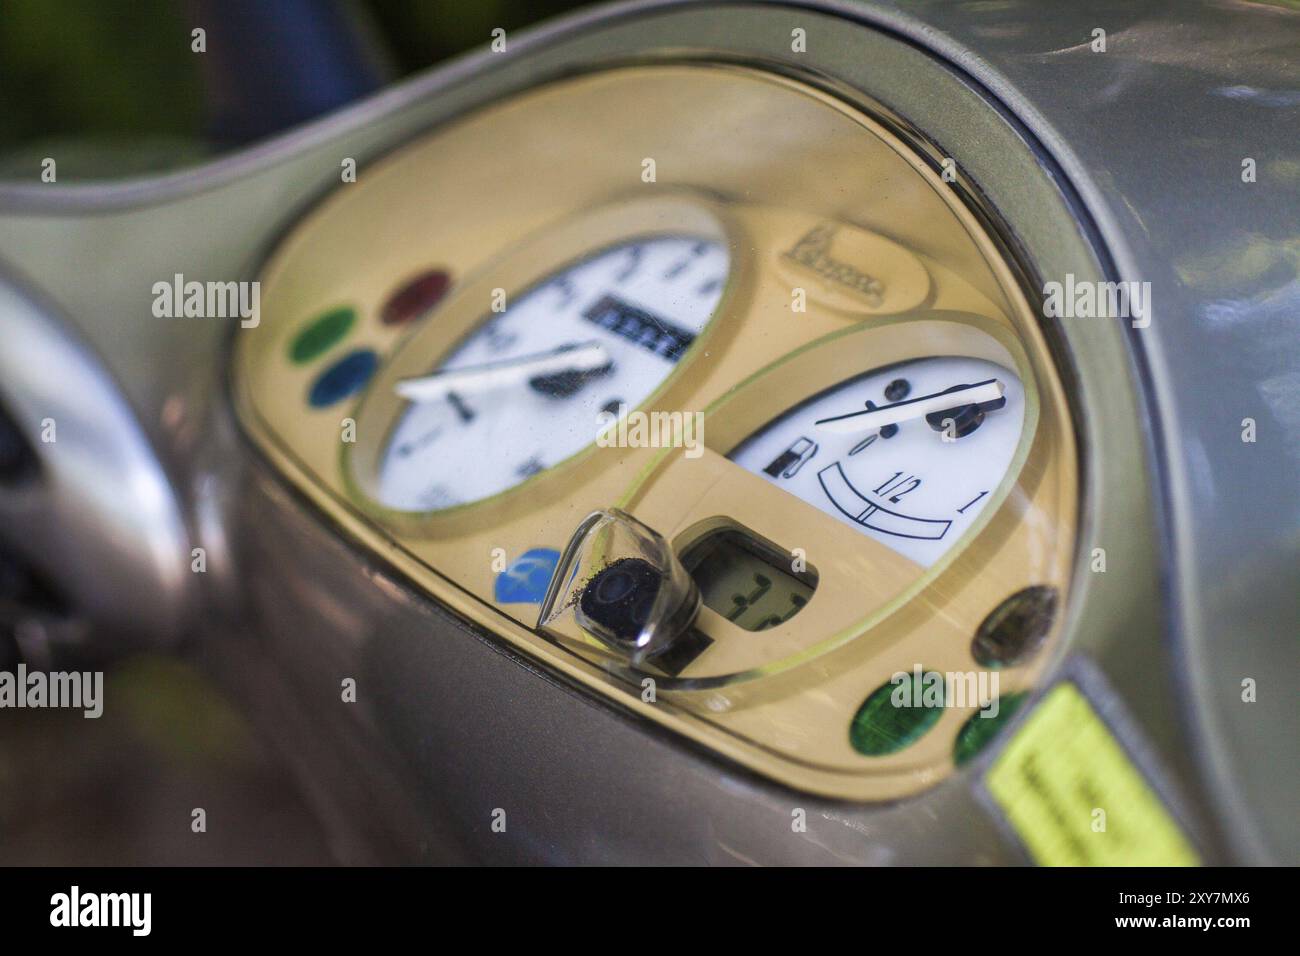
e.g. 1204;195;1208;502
814;378;1006;434
396;341;612;403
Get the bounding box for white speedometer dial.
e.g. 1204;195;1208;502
377;236;728;511
729;356;1024;567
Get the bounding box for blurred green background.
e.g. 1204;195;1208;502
0;0;590;176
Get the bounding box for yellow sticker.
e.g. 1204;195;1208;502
987;681;1199;866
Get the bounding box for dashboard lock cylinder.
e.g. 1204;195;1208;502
537;509;700;660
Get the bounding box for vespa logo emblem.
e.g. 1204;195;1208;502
777;221;931;315
783;224;885;307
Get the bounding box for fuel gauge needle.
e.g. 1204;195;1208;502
396;341;612;403
814;378;1006;434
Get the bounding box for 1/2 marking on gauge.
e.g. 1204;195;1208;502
873;470;922;504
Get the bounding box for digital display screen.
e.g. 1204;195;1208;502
582;294;696;361
683;529;816;632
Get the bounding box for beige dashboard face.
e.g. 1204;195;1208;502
233;63;1078;800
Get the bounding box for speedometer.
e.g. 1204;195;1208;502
376;235;728;511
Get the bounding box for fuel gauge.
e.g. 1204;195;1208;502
729;356;1025;567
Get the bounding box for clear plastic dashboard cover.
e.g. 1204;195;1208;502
234;63;1079;800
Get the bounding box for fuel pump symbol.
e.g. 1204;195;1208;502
762;437;818;479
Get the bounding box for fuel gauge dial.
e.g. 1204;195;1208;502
729;356;1025;567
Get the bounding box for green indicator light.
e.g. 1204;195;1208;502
289;306;356;364
953;691;1027;766
849;671;945;756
